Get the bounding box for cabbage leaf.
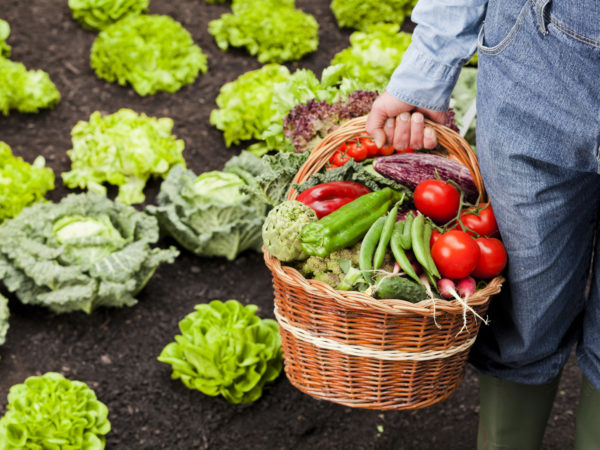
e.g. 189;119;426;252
69;0;149;30
158;300;282;404
0;141;55;222
0;373;111;449
209;0;318;63
91;14;208;96
0;193;178;314
62;108;185;205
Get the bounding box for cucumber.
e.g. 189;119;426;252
374;276;428;303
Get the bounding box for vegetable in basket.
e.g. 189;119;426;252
297;181;371;219
262;200;317;262
300;187;405;258
157;300;282;405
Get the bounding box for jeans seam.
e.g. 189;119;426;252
478;0;530;56
543;12;600;48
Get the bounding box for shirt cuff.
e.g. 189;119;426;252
386;45;463;112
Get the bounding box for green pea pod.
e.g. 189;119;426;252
373;203;399;271
411;213;429;274
390;222;420;283
423;222;441;278
359;217;385;284
400;213;413;250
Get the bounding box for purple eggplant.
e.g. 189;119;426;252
373;153;479;202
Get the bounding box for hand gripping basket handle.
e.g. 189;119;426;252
287;115;486;202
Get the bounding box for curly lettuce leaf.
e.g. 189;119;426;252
147;165;266;260
158;300;282;404
0;373;110;449
0;193;178;314
0;19;11;58
330;24;412;92
0;293;8;350
0;142;55;222
330;0;418;30
0;57;60;116
62;108;185;205
209;0;318;63
69;0;149;30
91;14;208;96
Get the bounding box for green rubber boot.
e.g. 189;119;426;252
575;374;600;450
477;372;561;450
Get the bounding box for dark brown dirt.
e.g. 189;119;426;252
0;1;580;448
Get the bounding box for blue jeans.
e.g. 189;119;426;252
469;0;600;389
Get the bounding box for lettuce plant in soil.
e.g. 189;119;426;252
91;14;208;95
0;293;8;354
0;19;60;116
330;0;418;30
209;0;319;64
0;141;55;223
0;192;179;314
0;373;110;449
158;300;282;404
62;108;185;205
69;0;149;31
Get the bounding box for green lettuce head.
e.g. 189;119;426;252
91;14;208;96
0;19;11;57
69;0;149;31
0;192;179;314
0;373;110;449
331;0;418;30
158;300;282;404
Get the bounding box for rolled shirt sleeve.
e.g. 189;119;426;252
387;0;488;111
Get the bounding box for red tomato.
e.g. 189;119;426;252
460;203;499;237
346;141;368;162
360;137;379;157
471;237;507;279
379;145;395;156
430;229;441;248
332;150;351;166
396;147;414;154
414;179;461;223
431;230;480;279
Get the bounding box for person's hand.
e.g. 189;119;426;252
366;91;447;151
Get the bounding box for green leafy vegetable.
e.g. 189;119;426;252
450;67;478;148
209;0;318;63
0;192;179;314
147;165;266;260
0;19;11;58
330;0;418;30
0;141;55;222
330;24;412;91
90;14;208;95
0;373;110;449
0;293;8;350
0;58;60;116
69;0;149;30
62;108;186;205
158;300;282;404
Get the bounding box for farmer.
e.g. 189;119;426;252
366;1;600;448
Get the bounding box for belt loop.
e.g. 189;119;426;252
535;0;551;35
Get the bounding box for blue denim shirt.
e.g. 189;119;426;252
386;0;488;112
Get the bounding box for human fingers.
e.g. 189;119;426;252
384;117;396;147
392;112;411;150
423;127;438;149
409;113;424;150
365;105;389;148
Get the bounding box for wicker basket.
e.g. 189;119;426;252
263;115;504;410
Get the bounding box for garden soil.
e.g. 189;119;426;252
0;1;581;448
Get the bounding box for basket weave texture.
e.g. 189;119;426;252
264;115;504;410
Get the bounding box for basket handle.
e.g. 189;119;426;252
287;115;486;202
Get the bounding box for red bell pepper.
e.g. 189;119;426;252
297;181;371;219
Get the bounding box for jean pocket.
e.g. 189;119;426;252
478;0;531;56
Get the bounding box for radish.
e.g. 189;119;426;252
456;276;476;298
392;262;401;274
437;278;456;299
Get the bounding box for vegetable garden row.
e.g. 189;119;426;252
0;0;579;448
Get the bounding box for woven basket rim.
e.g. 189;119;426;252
264;114;504;318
